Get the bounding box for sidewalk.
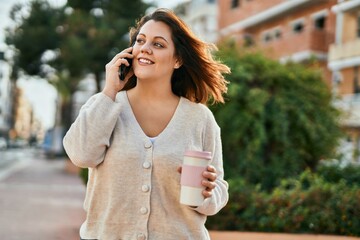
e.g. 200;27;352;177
0;149;359;240
0;150;86;240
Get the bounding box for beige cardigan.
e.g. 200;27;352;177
63;91;228;240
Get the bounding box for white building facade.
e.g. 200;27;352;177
175;0;219;43
0;53;13;139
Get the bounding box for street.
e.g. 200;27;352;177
0;147;86;240
0;148;39;180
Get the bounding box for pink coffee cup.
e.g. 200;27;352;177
180;150;212;206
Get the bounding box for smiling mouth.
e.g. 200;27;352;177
138;58;154;64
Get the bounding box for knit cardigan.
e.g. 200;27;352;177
63;91;229;240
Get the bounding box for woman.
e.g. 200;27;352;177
63;8;230;240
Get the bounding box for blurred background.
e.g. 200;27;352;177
0;0;360;239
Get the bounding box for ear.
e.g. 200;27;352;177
174;58;183;69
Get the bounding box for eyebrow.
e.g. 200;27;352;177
138;33;169;43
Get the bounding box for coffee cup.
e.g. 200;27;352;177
180;150;212;206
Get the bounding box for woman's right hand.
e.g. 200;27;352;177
102;47;133;101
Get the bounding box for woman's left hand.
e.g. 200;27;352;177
201;165;217;199
177;165;217;199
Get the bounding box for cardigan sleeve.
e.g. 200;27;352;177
194;109;229;216
63;92;122;168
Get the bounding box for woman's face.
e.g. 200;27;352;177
132;20;180;82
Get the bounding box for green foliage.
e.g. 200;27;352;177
79;167;88;185
317;164;360;187
6;0;149;80
212;43;343;190
206;169;360;236
6;0;149;131
6;0;61;77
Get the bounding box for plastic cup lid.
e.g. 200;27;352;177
184;150;212;160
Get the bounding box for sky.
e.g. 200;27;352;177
0;0;186;130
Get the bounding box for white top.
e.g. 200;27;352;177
63;91;229;240
148;136;157;143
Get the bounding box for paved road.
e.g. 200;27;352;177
0;148;32;175
0;148;85;240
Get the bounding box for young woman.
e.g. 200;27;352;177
63;8;230;240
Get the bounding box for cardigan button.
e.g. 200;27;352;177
141;184;150;192
142;161;151;169
144;141;152;149
137;233;146;240
140;207;148;214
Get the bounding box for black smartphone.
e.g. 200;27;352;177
119;56;132;81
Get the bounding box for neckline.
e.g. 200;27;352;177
121;91;183;141
148;136;157;143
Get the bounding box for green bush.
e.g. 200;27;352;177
80;168;88;185
212;44;343;190
207;170;360;236
317;164;360;187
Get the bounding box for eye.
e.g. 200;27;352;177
154;42;164;48
136;38;145;44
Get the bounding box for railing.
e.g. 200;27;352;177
333;93;360;164
329;38;360;61
333;93;360;127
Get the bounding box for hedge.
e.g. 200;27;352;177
206;169;360;236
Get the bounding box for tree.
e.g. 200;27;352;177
212;42;343;190
5;1;61;78
65;0;150;91
5;0;150;133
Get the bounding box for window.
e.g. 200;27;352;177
314;16;326;30
274;29;282;39
243;34;254;47
357;15;360;38
354;66;360;94
292;21;304;33
262;28;282;43
231;0;240;8
262;32;272;43
311;10;328;29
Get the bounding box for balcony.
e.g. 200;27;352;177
332;0;360;13
329;39;360;62
333;93;360;128
259;28;333;60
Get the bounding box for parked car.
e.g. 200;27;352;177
8;139;28;148
42;126;65;157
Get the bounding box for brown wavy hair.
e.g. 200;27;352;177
123;8;230;104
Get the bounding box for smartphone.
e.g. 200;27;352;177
119;56;132;81
119;55;132;81
119;41;135;81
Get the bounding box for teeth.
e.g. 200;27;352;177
139;58;153;64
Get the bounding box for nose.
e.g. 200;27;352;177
140;43;153;54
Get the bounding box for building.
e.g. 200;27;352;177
218;0;337;87
328;0;360;162
175;0;219;43
218;0;360;163
0;51;13;139
11;87;34;141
